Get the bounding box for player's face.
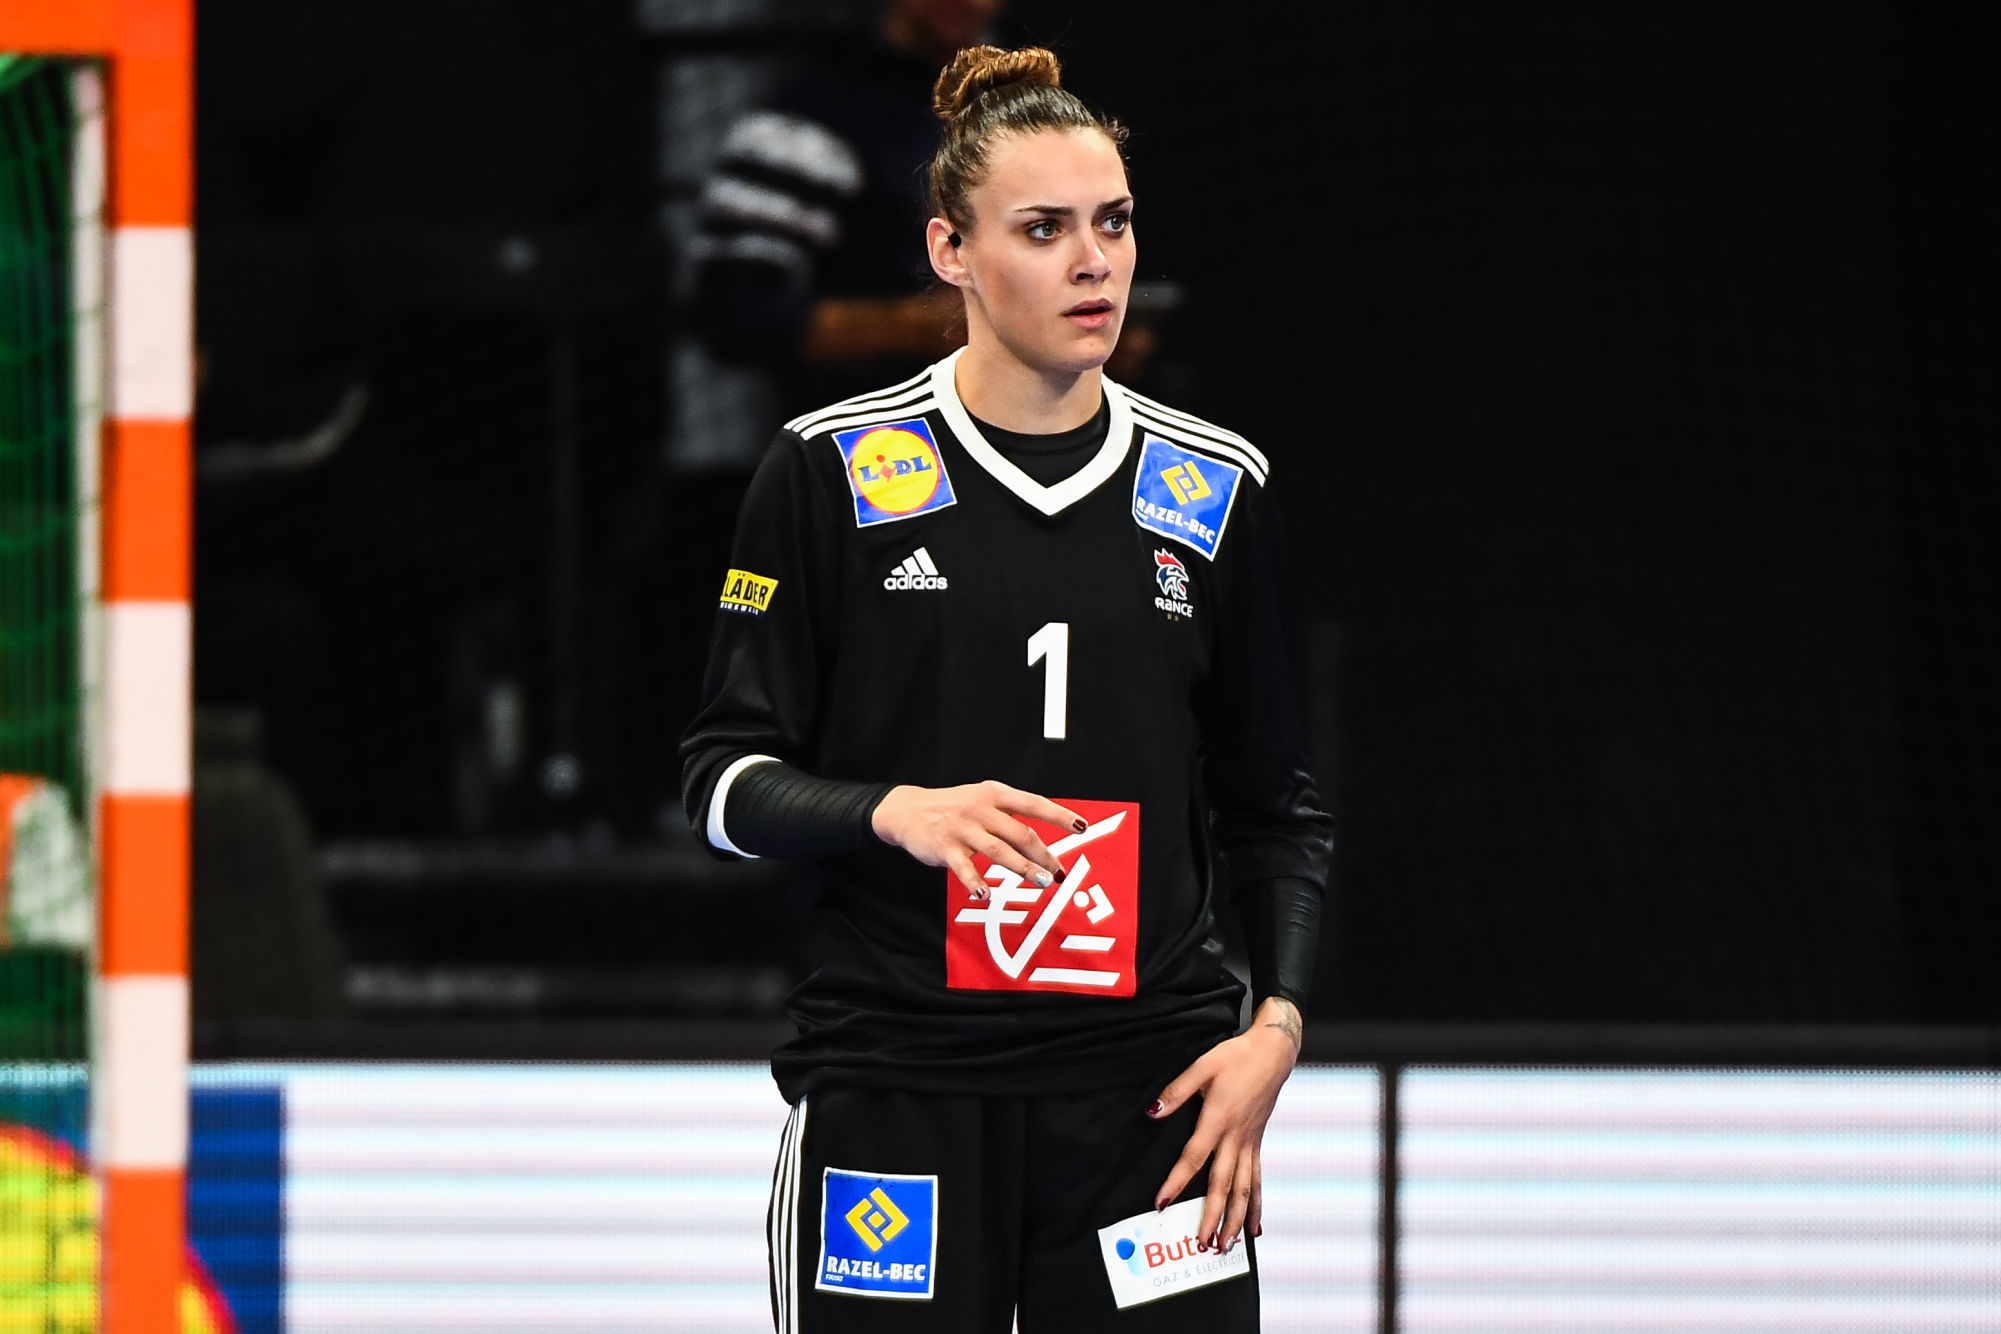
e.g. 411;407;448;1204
957;129;1134;377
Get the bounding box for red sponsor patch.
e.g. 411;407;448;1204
945;799;1140;997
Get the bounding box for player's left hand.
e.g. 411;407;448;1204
1147;996;1302;1254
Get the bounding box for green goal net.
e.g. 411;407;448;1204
0;54;97;1332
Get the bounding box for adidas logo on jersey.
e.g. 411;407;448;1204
884;547;949;591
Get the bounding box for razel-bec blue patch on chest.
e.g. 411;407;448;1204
1131;436;1243;560
833;418;958;528
815;1168;939;1300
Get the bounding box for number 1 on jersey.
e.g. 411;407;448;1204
1027;621;1069;740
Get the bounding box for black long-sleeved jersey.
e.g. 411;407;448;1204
681;352;1333;1102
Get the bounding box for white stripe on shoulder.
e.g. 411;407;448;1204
1123;390;1271;475
706;753;780;857
785;367;933;434
1129;405;1269;484
720;111;863;197
699;174;839;248
797;395;938;440
1121;387;1269;466
687;232;811;280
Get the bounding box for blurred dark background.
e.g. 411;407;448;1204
187;0;1999;1052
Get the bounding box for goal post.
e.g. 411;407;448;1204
0;4;190;1332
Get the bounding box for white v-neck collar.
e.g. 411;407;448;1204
930;347;1134;517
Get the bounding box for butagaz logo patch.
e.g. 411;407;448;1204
1153;549;1194;619
1097;1198;1251;1310
884;547;948;591
834;418;958;528
816;1169;938;1301
718;568;777;616
946;800;1140;997
1132;437;1243;560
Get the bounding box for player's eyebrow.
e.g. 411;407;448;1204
1012;196;1134;219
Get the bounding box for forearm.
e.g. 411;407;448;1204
714;760;895;859
1233;874;1322;1013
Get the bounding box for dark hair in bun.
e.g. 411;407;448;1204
929;45;1128;232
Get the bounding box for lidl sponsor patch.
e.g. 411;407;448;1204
835;419;958;527
1131;437;1242;560
719;568;777;616
1097;1196;1251;1310
816;1168;938;1300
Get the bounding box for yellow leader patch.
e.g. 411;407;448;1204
719;569;778;617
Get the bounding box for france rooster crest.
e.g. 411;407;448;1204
1153;549;1194;619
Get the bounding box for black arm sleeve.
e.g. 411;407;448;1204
723;761;895;859
1234;876;1324;1012
1198;478;1336;1013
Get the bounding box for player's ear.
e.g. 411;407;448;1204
927;216;972;288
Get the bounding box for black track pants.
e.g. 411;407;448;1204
765;1079;1260;1333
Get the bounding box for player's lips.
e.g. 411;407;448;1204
1064;298;1116;330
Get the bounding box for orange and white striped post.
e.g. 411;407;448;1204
0;3;192;1331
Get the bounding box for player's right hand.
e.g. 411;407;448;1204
869;781;1087;900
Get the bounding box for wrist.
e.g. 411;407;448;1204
1252;996;1303;1055
870;785;912;845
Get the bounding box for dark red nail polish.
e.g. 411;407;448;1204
1073;818;1088;832
1155;1196;1169;1212
1147;1099;1163;1117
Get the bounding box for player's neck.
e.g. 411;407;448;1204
952;341;1104;435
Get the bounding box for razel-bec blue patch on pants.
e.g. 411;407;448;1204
815;1167;939;1300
